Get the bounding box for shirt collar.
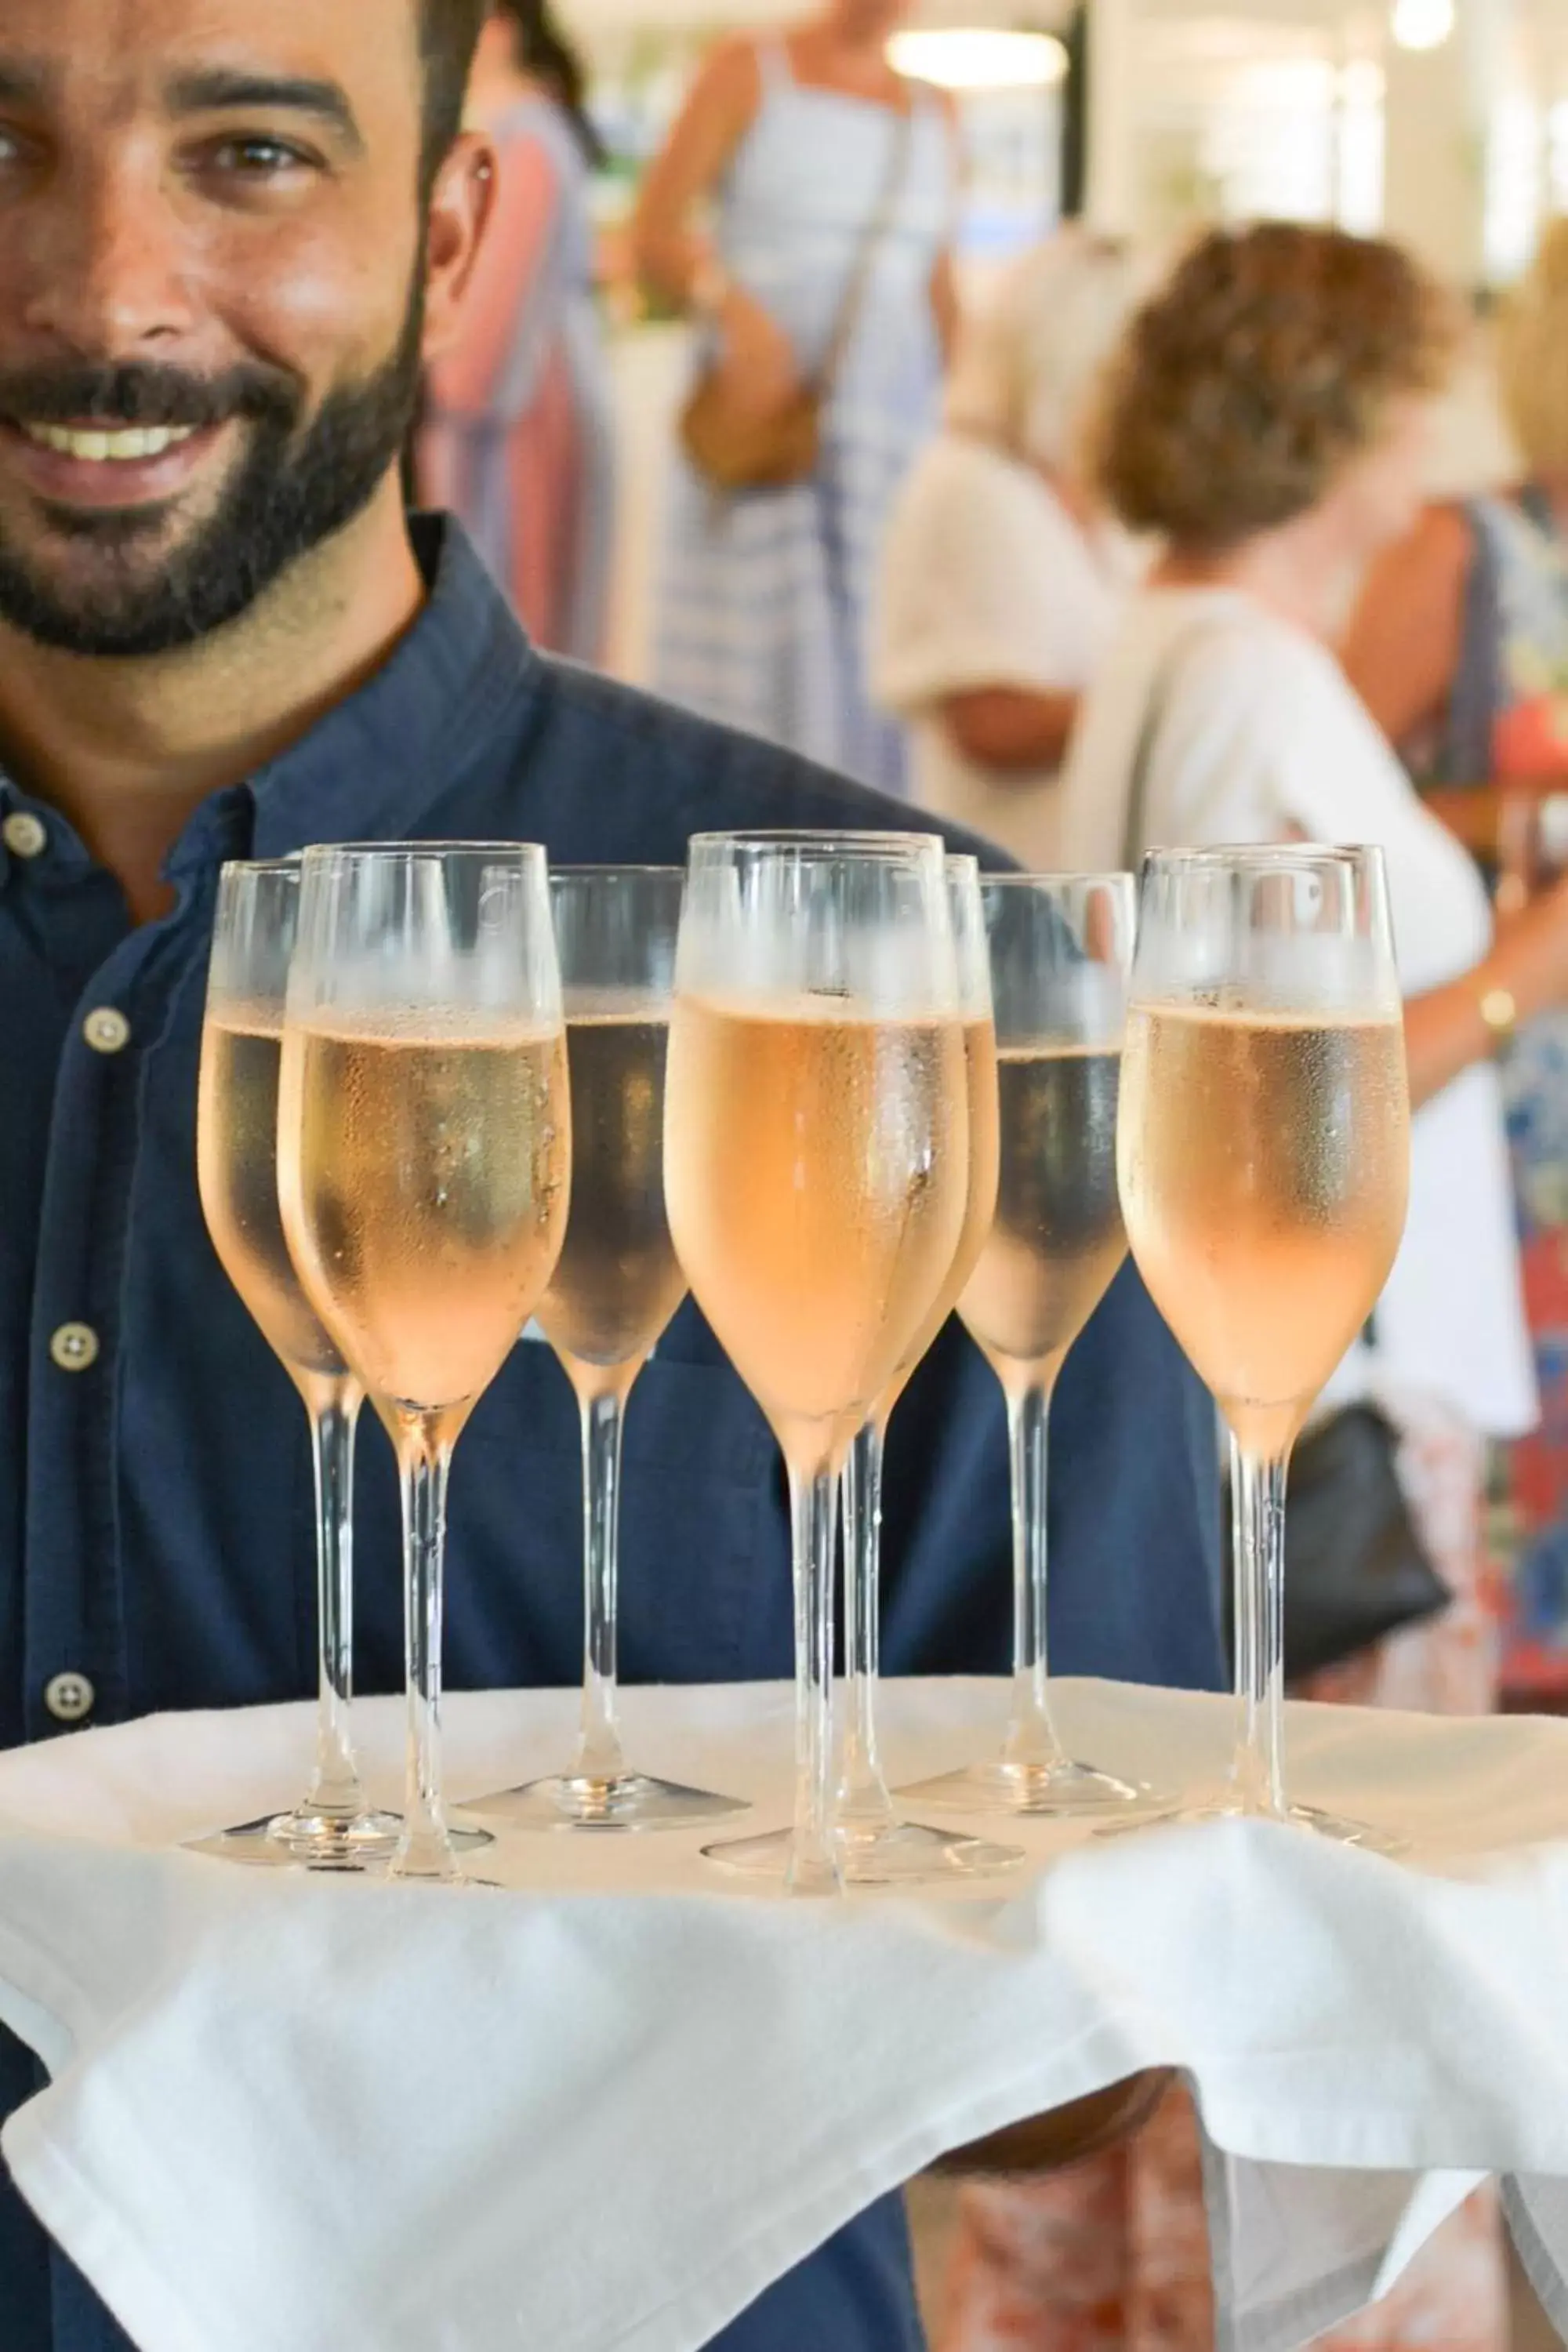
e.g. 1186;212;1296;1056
169;514;539;873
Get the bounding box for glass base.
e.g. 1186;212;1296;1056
282;1804;401;1859
385;1873;499;1889
187;1806;493;1871
1290;1800;1404;1853
898;1755;1152;1819
386;1847;500;1889
702;1816;1024;1887
469;1769;749;1833
1096;1794;1406;1856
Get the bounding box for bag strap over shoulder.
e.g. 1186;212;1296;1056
811;102;915;405
756;34;793;96
1120;613;1244;872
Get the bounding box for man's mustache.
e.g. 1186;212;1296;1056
0;363;299;432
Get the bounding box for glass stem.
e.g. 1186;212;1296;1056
303;1381;367;1822
837;1414;895;1832
574;1387;628;1787
1001;1379;1067;1772
392;1422;459;1882
787;1456;842;1894
1229;1434;1290;1819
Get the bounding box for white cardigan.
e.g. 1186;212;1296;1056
1061;584;1537;1440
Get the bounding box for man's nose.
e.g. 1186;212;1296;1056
19;150;198;358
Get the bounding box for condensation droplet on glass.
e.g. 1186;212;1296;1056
478;873;521;935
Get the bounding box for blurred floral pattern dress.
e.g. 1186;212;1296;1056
1454;495;1568;1700
419;93;615;662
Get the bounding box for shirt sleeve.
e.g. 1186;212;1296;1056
871;450;1101;713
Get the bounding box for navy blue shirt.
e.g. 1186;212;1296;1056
0;517;1222;2350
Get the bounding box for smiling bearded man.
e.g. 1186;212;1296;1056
0;4;1223;2350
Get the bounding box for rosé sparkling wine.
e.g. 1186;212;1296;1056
878;1017;1000;1411
959;1040;1125;1400
664;993;969;1461
1119;1002;1409;1457
281;1010;569;1437
893;867;1147;1824
198;1007;348;1396
537;1004;686;1389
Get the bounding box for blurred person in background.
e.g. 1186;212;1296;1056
630;0;959;792
871;230;1145;867
960;220;1568;2352
1343;220;1568;1689
1343;221;1568;821
417;0;615;659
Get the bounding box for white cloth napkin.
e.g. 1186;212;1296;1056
5;1676;1568;2352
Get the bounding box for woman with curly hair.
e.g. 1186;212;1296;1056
1062;224;1554;1451
939;223;1568;2352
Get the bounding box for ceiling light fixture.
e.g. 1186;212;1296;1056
887;27;1069;91
1390;0;1456;53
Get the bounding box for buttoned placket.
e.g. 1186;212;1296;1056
3;782;226;1742
2;523;541;1750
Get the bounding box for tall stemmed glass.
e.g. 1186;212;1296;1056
279;843;571;1883
470;867;746;1831
830;857;1020;1883
904;874;1149;1817
664;832;971;1894
1117;847;1410;1842
194;859;399;1868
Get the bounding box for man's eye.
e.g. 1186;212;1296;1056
205;136;317;176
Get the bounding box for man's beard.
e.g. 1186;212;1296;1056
0;286;424;659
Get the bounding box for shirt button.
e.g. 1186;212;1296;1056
44;1671;96;1726
49;1321;100;1372
2;811;45;858
83;1007;131;1054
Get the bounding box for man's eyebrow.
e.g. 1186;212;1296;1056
164;70;364;151
0;60;53;107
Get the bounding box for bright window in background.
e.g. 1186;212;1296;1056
955;86;1066;263
1335;60;1386;235
887;29;1068;270
1127;17;1387;238
1196;57;1340;220
1551;100;1568;211
1486;92;1544;281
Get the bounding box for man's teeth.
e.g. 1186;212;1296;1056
20;423;200;462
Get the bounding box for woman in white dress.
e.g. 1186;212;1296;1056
872;230;1145;866
631;2;957;792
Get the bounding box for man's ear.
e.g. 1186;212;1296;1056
423;131;498;360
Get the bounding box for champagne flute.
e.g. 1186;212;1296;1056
279;843;571;1884
663;832;971;1894
1116;846;1410;1842
830;857;1020;1883
903;874;1149;1817
469;868;746;1831
194;858;399;1868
